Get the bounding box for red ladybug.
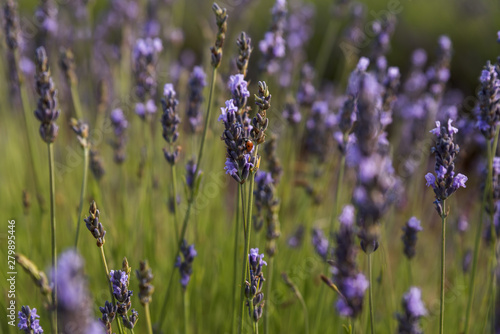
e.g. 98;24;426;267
245;139;254;153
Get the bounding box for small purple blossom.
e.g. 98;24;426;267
175;240;197;289
336;274;369;317
312;228;329;261
18;306;43;333
218;99;238;122
110;109;128;136
397;287;427;333
402;217;423;259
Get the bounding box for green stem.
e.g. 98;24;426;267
238;183;249;334
439;200;447;334
264;256;273;334
75;147;89;248
144;303;153;334
192;67;217;181
231;185;241;334
367;252;374;334
48;143;57;334
70;83;84;120
170;163;180;242
183;290;189;334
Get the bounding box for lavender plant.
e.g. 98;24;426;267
135;260;154;334
425;119;467;334
34;46;60;333
259;0;287;74
110;108;128;164
245;248;267;331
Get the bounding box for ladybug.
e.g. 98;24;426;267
245;139;254;153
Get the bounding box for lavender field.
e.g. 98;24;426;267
2;0;500;333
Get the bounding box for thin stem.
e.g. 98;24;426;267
367;252;375;334
192;66;217;184
48;143;57;334
69;83;84;120
264;256;273;334
144;303;153;334
183;290;189;334
75;147;89;248
439;200;447;334
238;183;249;334
170;163;180;243
231;185;241;334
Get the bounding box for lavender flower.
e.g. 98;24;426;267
135;260;154;305
251;81;272;145
110;109;128;164
54;250;105;334
282;102;302;125
133;37;162;120
69;118;90;150
89;149;105;180
369;14;397;62
330;205;367;318
303;100;335;162
312;228;329;261
59;48;77;86
476;61;500;139
259;0;287;73
220;99;255;184
110;270;132;314
18;306;43;333
186;158;201;192
425;119;467;215
161;83;181;165
263;134;283;185
253;170;281;255
245;248;267;322
229;74;250;110
236;31;253;77
402;217;423;259
336;274;369;317
84;201;106;247
287;225;305;248
210;3;228;68
296;63;316;107
175;240;197;289
186;66;207;133
397;287;427;334
35;0;58;45
34;46;60;143
348;58;399;253
3;0;20;50
99;301;117;334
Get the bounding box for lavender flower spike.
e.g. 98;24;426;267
476;60;500;139
34;46;60;143
425;118;467;215
54;250;105;333
210;3;228;68
397;287;427;334
245;248;267;322
175;240;197;289
402;217;423;259
228;74;250;109
161;83;181;165
110;109;128;164
312;228;329;261
186;66;207;133
18;306;43;333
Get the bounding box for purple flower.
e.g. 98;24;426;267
339;205;355;227
452;173;468;189
342;273;369;299
176;240;197;289
403;287;427;317
187;66;207;133
110;109;128;136
18;306;43;333
402;217;422;259
228;74;250;98
164;83;176;98
186;159;200;191
312;228;329;261
191;66;207;87
224;158;238;177
249;248;267;268
218;99;238;122
397;287;427;333
411;49;427;68
425;173;436;188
